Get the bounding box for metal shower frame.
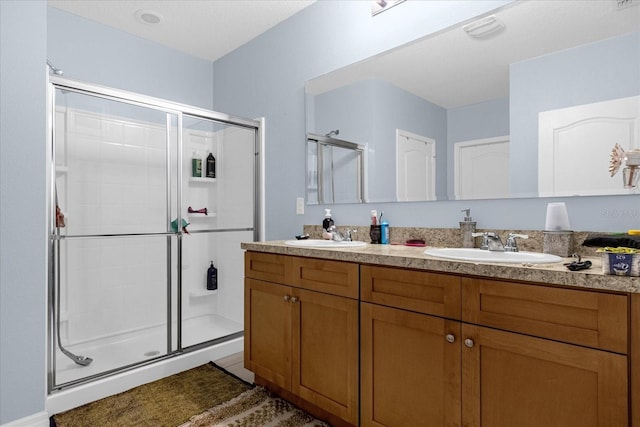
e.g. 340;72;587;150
46;73;264;392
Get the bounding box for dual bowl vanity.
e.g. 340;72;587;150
242;239;638;427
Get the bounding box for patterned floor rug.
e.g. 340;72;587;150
179;386;330;427
52;363;252;427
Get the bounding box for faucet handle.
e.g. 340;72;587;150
472;232;490;250
505;233;528;252
346;228;357;241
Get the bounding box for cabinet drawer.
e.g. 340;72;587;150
361;265;461;319
462;277;628;354
290;257;359;299
245;251;290;283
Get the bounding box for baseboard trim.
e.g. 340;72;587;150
0;411;49;427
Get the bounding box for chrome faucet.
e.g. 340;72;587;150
328;226;357;242
472;232;529;252
472;232;504;251
504;233;529;252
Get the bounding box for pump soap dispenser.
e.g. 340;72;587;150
322;209;335;240
460;209;477;248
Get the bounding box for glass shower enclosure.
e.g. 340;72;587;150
47;75;262;391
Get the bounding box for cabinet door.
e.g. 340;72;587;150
462;324;628;427
292;288;359;425
361;302;461;427
244;278;292;390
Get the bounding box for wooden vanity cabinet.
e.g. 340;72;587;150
360;265;462;427
244;252;359;426
361;265;629;427
461;277;629;426
246;253;631;426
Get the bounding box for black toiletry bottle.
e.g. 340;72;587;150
206;153;216;178
322;208;334;230
207;261;218;290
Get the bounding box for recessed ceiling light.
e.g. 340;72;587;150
135;9;163;25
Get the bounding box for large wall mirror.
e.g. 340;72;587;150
305;0;639;204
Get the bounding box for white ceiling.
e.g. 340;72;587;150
48;0;316;62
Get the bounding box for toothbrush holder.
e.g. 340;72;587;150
369;225;381;244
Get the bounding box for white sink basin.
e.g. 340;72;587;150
424;247;562;264
284;239;367;248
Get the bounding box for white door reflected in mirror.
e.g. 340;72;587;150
538;95;640;197
454;136;510;200
396;130;436;201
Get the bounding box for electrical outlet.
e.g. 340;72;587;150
296;197;305;215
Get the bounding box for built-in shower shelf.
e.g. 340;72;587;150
56;165;69;175
189;177;217;183
189;289;217;297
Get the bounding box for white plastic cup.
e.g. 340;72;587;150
545;202;571;231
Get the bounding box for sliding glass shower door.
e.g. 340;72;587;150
48;78;260;391
179;116;255;349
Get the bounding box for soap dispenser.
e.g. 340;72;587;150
322;209;335;240
460;209;477;248
322;209;334;231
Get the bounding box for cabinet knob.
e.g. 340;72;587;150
283;295;290;302
445;334;456;343
464;338;475;348
290;296;299;303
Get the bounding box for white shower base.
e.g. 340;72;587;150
47;314;243;415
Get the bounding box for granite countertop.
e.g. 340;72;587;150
241;240;640;294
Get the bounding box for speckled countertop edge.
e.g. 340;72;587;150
241;240;640;294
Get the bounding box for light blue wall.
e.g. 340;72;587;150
0;1;47;424
371;80;448;201
447;98;510;199
212;0;516;239
510;31;640;198
311;78;447;202
214;1;640;237
47;7;214;109
0;6;215;425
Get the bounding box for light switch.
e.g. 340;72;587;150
296;197;304;215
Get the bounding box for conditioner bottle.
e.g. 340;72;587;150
207;261;218;291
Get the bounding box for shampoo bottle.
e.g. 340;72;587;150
207;261;218;291
206;152;216;178
192;152;202;178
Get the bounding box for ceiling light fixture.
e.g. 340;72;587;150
135;9;163;25
463;15;505;39
371;0;405;16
